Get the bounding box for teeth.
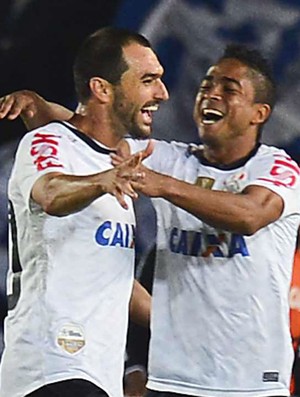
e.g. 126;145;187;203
142;105;159;112
203;109;223;117
202;119;217;125
202;108;224;124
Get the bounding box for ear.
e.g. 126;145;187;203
89;77;112;103
251;103;271;126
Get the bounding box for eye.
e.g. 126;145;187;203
224;86;238;94
143;79;153;85
199;85;211;92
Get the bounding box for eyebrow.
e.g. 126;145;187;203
141;72;162;80
202;75;242;88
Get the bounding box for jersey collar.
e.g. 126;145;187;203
188;142;261;170
53;121;118;155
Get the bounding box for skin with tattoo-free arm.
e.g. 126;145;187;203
131;165;283;236
111;143;283;236
0;90;73;130
31;152;144;215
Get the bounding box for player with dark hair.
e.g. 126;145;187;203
0;26;168;397
122;44;300;397
1;44;298;397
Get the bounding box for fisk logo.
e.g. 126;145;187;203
30;132;64;171
95;221;135;248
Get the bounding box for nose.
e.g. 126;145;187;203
204;84;222;100
155;80;169;101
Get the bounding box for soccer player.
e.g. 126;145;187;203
0;27;168;397
123;45;300;397
2;45;299;397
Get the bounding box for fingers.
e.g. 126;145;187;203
111;152;142;168
110;153;125;167
141;139;155;160
0;92;35;120
0;95;16;119
114;188;129;210
116;140;130;159
114;182;139;209
111;140;154;167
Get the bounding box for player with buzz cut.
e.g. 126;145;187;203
0;27;168;397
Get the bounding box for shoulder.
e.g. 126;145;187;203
17;121;71;151
251;144;299;169
257;143;294;159
126;138;189;153
248;144;300;191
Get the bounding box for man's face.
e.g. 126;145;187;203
111;43;169;139
193;58;263;145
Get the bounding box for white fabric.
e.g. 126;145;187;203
128;138;300;397
0;122;136;397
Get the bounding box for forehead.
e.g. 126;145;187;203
205;58;254;86
122;43;164;76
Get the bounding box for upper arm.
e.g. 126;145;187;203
31;172;64;209
242;185;284;231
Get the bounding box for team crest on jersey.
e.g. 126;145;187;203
195;177;215;189
57;324;85;354
223;171;247;193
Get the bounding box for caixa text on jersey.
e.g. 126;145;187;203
169;227;249;258
95;221;135;248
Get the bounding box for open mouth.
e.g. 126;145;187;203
201;108;224;125
141;104;159;124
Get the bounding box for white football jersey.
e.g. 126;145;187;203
128;139;300;397
0;122;136;397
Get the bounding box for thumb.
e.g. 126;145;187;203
116;140;131;159
129;151;143;168
140;139;155;161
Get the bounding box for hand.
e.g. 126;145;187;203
0;90;40;120
103;151;145;209
111;140;165;199
111;140;155;167
131;165;166;198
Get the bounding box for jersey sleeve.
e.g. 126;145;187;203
245;149;300;218
12;127;71;210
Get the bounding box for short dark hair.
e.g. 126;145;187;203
219;44;277;110
73;26;152;102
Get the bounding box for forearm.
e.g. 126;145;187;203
0;90;73;130
151;174;282;235
129;280;151;327
22;96;73;130
32;171;116;216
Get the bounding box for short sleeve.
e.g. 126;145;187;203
245;149;300;218
11;127;71;210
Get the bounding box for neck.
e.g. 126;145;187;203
202;135;258;166
69;104;125;149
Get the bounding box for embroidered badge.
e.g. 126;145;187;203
195;177;215;189
223;171;247;193
57;324;85;354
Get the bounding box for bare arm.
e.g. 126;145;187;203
129;280;151;328
132;167;284;236
0;90;73;130
31;153;144;215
